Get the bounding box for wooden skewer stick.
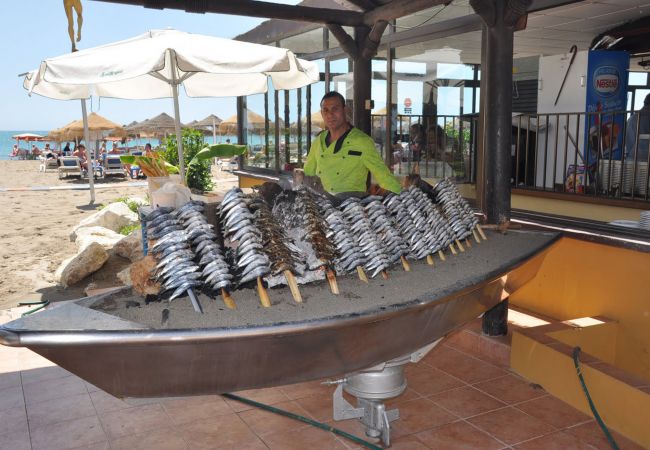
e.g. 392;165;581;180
356;266;369;283
438;250;446;261
381;270;389;280
221;288;236;310
449;243;458;255
472;228;481;243
455;239;465;252
400;256;411;271
465;238;472;249
257;277;271;308
426;254;435;266
326;269;340;295
476;224;488;240
284;270;303;303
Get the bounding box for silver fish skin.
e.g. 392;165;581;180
238;265;270;285
168;281;202;301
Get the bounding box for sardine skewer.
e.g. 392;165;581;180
426;255;435;266
455;239;465;252
477;224;488;240
257;277;271;307
465;238;472;249
400;255;411;271
221;289;236;310
356;266;369;283
381;270;389;280
449;243;458;255
325;268;339;295
186;288;203;314
284;270;303;303
438;250;446;261
472;228;482;243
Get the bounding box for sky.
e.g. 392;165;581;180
0;0;300;131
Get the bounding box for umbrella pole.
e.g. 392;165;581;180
170;53;186;183
81;99;95;204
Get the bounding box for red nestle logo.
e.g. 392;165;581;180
596;79;618;89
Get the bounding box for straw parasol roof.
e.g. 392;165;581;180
219;111;278;134
126;112;183;137
302;111;325;130
193;114;222;129
49;113;125;141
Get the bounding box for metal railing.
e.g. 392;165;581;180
374;111;650;203
512;110;650;202
371;114;478;183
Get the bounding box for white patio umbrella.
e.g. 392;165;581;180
23;29;319;201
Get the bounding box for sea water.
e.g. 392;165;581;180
0;130;270;160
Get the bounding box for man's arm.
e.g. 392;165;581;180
362;140;401;194
304;139;318;176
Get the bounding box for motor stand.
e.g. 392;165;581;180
329;339;442;447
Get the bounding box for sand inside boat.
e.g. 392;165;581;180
82;230;558;330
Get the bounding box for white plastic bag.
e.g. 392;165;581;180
151;182;192;209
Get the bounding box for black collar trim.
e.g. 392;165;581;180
326;127;353;154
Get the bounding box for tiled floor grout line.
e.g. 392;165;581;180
18;371;34;450
460;417;512;449
157;400;196;450
84;381;114;450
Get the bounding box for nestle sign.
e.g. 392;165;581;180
593;66;620;97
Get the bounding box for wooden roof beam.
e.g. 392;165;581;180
91;0;364;26
337;0;378;11
362;0;452;26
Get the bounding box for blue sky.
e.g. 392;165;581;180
0;0;299;131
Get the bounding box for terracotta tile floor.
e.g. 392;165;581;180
0;316;645;449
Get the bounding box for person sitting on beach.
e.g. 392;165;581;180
10;144;19;158
31;145;42;157
63;142;71;156
73;144;89;171
109;142;120;154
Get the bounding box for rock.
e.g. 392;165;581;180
126;196;148;207
130;255;161;296
71;202;138;240
75;226;124;251
55;242;109;288
117;266;132;286
113;229;144;262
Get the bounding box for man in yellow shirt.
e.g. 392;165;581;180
304;92;401;194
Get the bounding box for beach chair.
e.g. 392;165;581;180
58;156;83;179
104;155;126;177
39;156;59;173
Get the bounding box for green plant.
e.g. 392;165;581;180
119;223;141;236
114;196;143;214
162;129;212;191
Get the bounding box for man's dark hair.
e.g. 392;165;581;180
644;93;650;107
321;91;346;108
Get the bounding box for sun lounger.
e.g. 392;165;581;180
58;156;83;179
104;155;125;177
39;156;59;173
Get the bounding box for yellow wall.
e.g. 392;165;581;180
510;237;650;380
548;322;618;365
238;175;266;189
426;180;642;222
512;331;650;448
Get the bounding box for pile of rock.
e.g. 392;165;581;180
55;199;146;288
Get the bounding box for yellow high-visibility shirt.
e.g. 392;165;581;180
304;127;401;194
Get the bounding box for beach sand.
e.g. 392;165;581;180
0;160;237;311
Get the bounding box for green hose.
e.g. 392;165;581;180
223;393;382;450
18;300;49;316
572;346;619;450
